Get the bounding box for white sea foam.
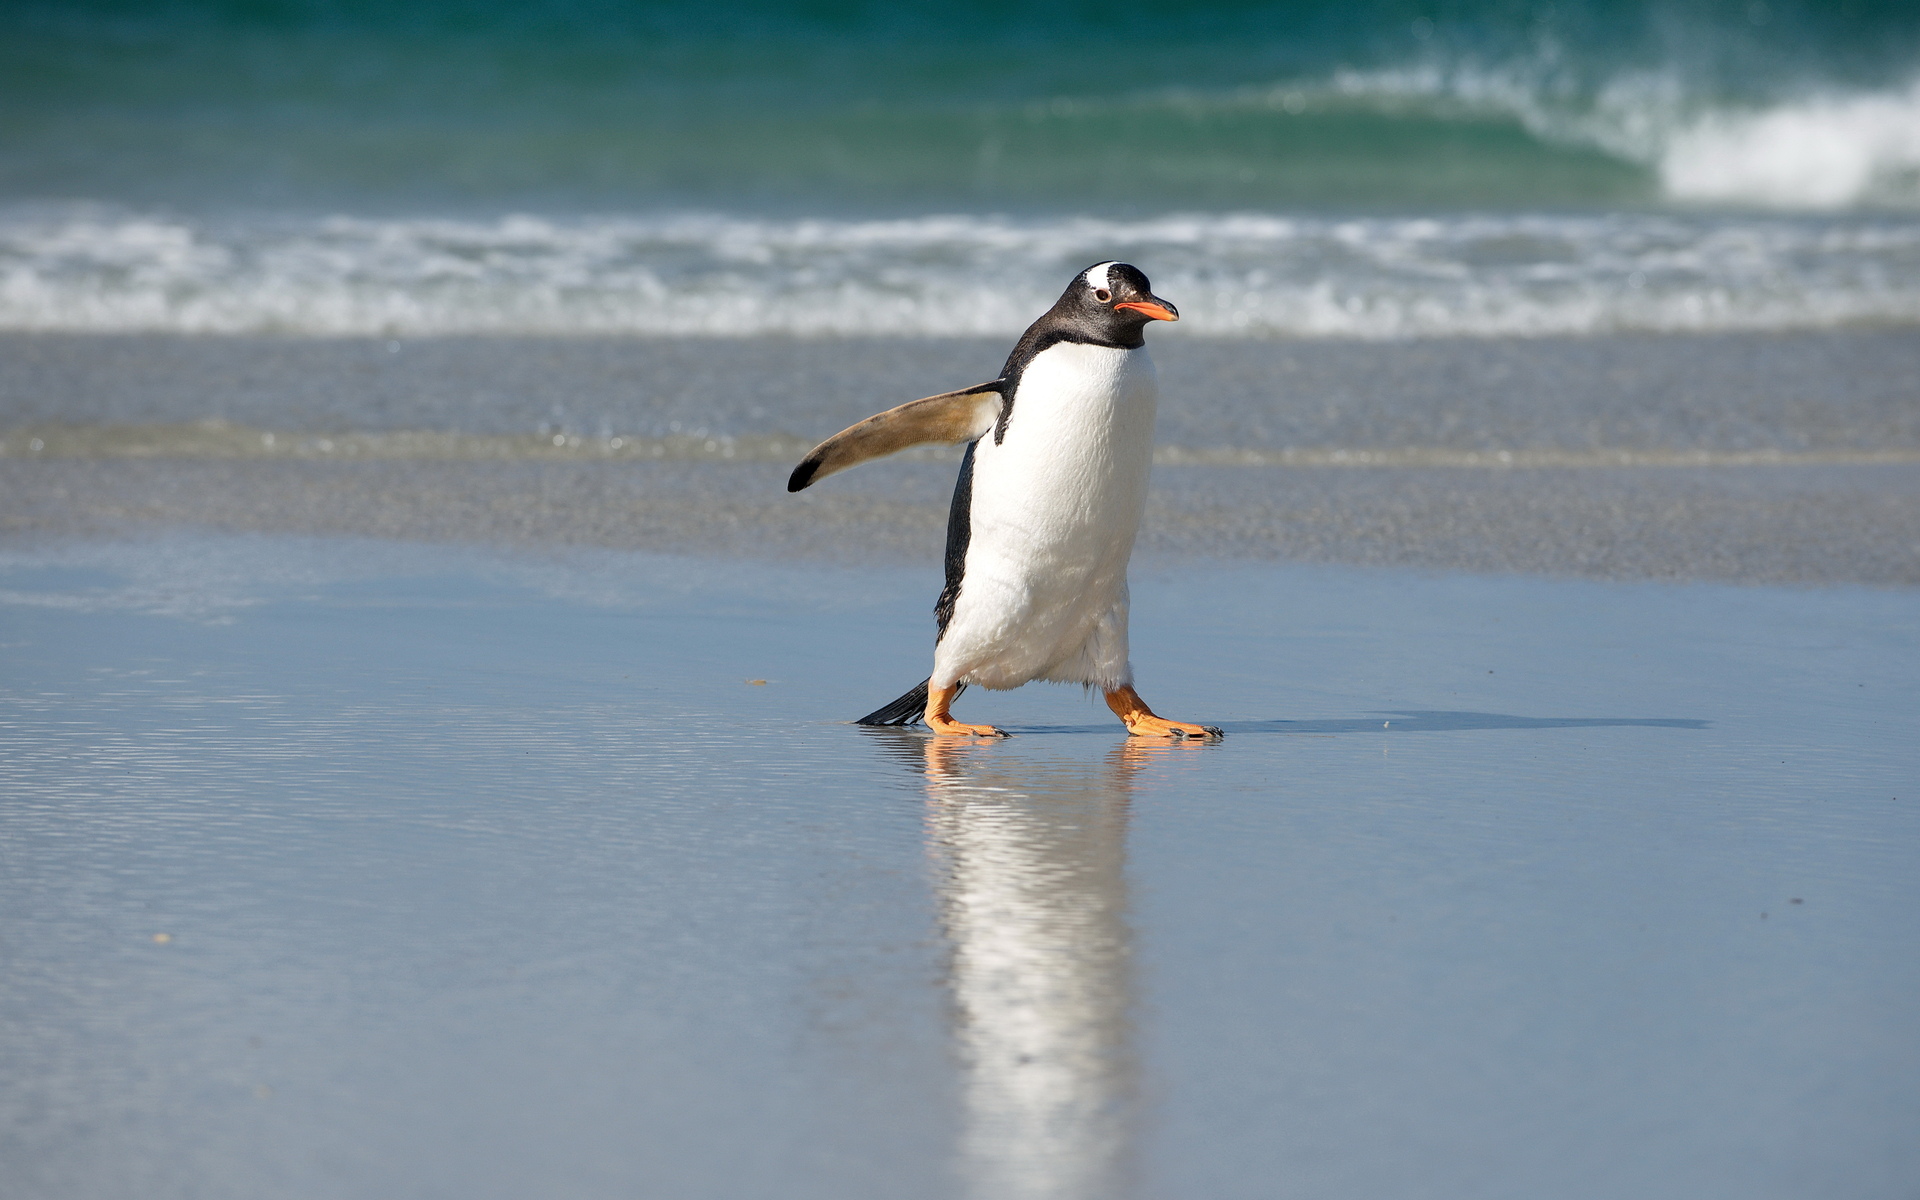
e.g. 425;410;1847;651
1658;82;1920;208
1228;65;1920;210
2;205;1916;338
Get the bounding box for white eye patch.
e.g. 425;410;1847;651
1082;262;1117;293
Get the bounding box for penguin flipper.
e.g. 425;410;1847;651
856;678;967;726
788;382;1003;492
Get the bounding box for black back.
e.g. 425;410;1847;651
935;439;977;639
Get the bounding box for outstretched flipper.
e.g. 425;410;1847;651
788;382;1004;492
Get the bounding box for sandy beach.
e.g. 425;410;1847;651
4;325;1918;1196
4;330;1917;583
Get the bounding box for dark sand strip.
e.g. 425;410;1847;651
6;458;1915;585
6;421;1913;467
4;330;1917;453
6;329;1914;583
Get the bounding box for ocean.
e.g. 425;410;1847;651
4;0;1920;339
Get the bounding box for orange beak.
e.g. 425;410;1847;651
1114;299;1179;321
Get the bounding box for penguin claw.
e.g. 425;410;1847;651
1168;723;1224;740
1104;685;1220;740
1123;718;1220;740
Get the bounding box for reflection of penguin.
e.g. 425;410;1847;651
897;735;1181;1200
788;263;1222;741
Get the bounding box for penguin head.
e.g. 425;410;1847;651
1057;262;1179;345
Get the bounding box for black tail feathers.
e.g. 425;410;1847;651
856;678;965;726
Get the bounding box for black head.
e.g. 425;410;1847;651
1045;261;1179;348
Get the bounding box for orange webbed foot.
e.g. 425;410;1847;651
925;683;1010;738
1122;713;1222;739
927;714;1008;738
1105;685;1223;740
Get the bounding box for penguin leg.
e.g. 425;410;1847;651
1104;685;1223;740
925;683;1008;738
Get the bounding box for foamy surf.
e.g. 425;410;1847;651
1659;81;1920;208
3;206;1916;338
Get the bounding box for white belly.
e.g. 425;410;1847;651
933;342;1158;691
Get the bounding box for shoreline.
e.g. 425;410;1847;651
4;328;1916;586
6;419;1919;468
4;329;1917;452
5;458;1915;587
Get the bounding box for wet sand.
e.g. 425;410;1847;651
5;456;1918;584
1;534;1915;1199
3;330;1918;584
4;331;1917;1197
5;330;1918;452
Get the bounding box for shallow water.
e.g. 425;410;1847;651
7;3;1920;355
2;535;1916;1199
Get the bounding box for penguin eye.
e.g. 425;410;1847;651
1094;288;1112;303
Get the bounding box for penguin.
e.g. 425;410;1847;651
787;262;1221;740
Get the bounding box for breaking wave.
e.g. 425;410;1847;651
1206;66;1920;210
8;1;1920;213
1657;81;1920;208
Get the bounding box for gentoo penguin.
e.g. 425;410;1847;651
787;262;1221;740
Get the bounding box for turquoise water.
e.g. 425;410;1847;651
5;1;1920;337
6;0;1920;211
